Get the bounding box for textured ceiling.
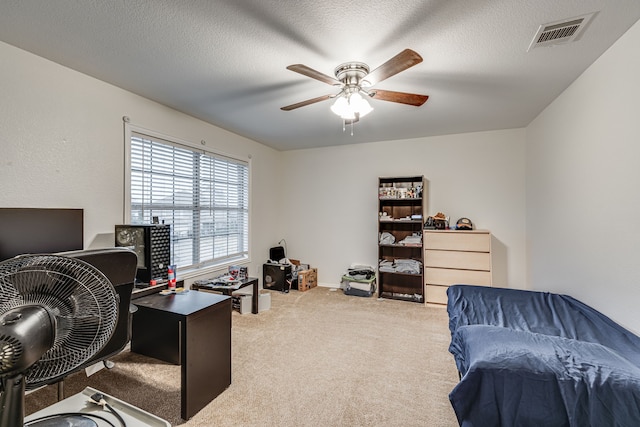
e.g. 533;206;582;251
1;0;639;151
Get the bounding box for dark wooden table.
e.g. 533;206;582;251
131;291;231;420
191;276;259;314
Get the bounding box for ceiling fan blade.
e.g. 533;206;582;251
281;94;333;111
363;49;423;86
370;89;429;106
286;64;342;86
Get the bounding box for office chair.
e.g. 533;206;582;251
55;247;138;398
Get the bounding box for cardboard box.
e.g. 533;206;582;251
298;268;318;292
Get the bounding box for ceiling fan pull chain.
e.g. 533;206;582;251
340;119;356;136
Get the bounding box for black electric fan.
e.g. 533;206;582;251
0;254;119;427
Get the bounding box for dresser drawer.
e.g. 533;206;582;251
424;250;491;270
425;267;492;287
424;231;490;252
425;284;449;304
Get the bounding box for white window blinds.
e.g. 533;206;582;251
130;132;249;270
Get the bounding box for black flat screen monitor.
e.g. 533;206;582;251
0;208;84;261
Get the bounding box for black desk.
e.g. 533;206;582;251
191;277;259;314
131;279;185;300
131;291;231;420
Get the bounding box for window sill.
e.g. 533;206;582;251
177;258;250;282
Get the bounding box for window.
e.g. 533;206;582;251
128;131;249;270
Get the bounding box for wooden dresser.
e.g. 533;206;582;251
424;230;492;304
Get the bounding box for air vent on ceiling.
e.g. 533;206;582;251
527;12;598;51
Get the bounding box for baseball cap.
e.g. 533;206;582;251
456;218;473;230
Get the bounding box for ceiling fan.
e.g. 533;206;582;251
281;49;429;124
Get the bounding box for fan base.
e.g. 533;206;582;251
27;414;98;427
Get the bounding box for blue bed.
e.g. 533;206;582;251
447;285;640;427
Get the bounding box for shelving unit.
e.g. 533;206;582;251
377;176;426;303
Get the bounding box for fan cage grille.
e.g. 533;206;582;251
0;255;118;388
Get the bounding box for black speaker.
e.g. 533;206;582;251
115;224;171;283
263;263;292;292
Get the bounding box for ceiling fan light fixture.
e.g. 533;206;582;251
330;96;350;117
331;92;373;120
341;111;357;120
350;92;373;117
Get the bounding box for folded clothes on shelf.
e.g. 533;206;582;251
379;232;396;245
378;259;395;273
398;233;422;246
394;259;422;274
378;258;422;274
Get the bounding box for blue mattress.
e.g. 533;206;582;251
446;285;640;427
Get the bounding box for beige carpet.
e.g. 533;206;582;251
25;287;460;426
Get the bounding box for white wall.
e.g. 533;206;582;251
281;129;527;289
0;41;284;283
527;20;640;332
